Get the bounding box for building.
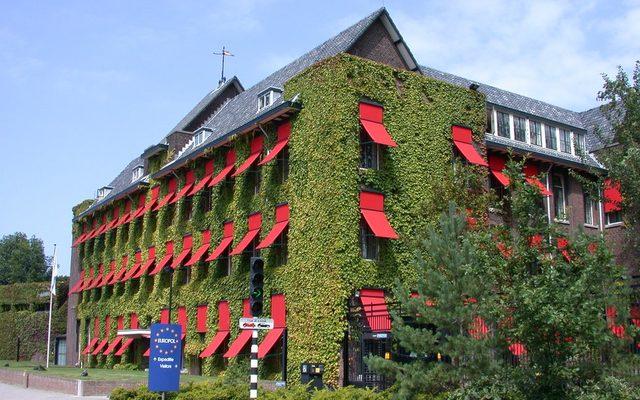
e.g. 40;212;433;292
65;8;630;386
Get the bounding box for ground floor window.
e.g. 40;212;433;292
360;220;379;260
606;210;622;225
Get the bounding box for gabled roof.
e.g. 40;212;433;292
420;66;586;129
168;76;244;135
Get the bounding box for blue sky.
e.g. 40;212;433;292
1;0;638;275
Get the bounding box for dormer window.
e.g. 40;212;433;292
96;186;113;200
193;129;211;147
257;87;282;112
131;166;144;182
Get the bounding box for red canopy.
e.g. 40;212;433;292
230;213;261;255
153;178;177;211
172;235;193;269
232;136;263;177
133;246;156;278
524;164;552;196
452;126;488;166
200;301;231;358
224;300;252;358
189;160;215;196
186;230;211;266
208;150;236;187
360;191;398;239
359;102;397;147
170;170;196;205
258;294;287;358
259;121;290;166
149;241;174;275
488;153;510;186
206;222;234;261
257;204;289;249
359;289;391;332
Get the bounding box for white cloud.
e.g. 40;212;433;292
393;0;640;111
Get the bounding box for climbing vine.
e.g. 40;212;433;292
72;54;486;385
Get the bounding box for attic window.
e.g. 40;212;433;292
257;88;282;112
131;166;144;182
194;129;211;147
96;186;113;200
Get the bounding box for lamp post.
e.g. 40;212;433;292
163;265;174;323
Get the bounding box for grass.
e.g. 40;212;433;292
0;360;210;383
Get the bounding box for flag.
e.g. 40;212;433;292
50;245;58;296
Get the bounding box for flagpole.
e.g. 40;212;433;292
46;244;57;369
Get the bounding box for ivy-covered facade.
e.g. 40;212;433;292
66;8;630;387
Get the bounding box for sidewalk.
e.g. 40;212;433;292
0;382;107;400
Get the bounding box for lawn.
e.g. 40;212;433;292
0;360;210;383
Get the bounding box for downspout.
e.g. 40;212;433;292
597;186;605;236
545;164;553;227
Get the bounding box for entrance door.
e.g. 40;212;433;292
55;338;67;366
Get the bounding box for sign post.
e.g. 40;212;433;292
148;323;182;394
240;317;274;399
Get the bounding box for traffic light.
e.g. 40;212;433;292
249;257;264;317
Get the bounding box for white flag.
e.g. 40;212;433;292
50;245;58;296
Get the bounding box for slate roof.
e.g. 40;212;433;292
420;66;586;129
168;76;244;135
579;105;615;151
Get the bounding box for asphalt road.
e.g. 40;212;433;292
0;382;107;399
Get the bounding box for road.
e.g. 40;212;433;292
0;382;107;399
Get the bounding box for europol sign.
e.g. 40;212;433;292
148;323;183;392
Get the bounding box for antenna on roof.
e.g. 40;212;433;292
213;46;234;87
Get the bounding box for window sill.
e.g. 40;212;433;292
554;219;570;225
605;222;624;229
584;223;599;229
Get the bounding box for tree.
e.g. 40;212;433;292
369;160;633;399
0;232;51;285
596;61;640;257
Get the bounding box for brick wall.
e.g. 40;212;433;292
66;244;80;366
347;19;409;71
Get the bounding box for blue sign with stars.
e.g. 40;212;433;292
148;323;182;392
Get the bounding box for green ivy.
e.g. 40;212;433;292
72;54;485;385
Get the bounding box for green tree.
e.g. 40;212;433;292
596;61;640;256
0;232;51;284
369;160;633;399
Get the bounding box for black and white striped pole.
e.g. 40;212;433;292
249;257;264;399
250;329;259;399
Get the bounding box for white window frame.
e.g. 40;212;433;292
552;174;567;222
584;194;595;227
258;91;273;111
131;166;144;182
193;131;205;147
605;211;624;227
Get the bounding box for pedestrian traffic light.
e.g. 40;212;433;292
249;257;264;317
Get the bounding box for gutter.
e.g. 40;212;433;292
75;179;149;221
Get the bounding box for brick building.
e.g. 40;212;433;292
65;8;630;386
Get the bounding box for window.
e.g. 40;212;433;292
182;196;193;221
545;125;557;150
584;194;594;225
497;112;510;138
273;230;288;267
360;220;379;260
529;121;542;146
277;146;289;183
96;186;113;200
199;187;212;214
257;88;282;112
193;130;208;147
360;130;380;169
552;174;567;221
606;211;622;225
131;166;144;182
574;133;586;154
559;129;571;153
486;108;493;133
248;163;261;195
218;248;232;276
514;116;526;142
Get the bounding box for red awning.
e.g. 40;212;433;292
452;126;488;166
258;294;286;358
69;271;85;294
117;200;132;226
360;191;399;239
114;338;134;356
604;179;622;213
488;153;510;187
123;252;143;281
134;247;156;278
177;306;187;340
80;268;94;291
524;164;552;196
105;207;120;232
359;102;397;147
172;235;193;269
257;204;289;249
206;222;234;261
359;289;391;332
231;213;261;255
135;188;157;218
91;264;105;289
189;160;215;196
224;300;252;358
259;121;290;166
92;339;108;355
104;316;125;356
170;170;196;205
200;301;231;358
233;136;264;177
81;338;100;355
153;178;177;211
92;316;111;355
209;150;236;187
110;256;130;285
149;242;173;275
196;304;208;333
160;308;170;323
101;261;116;286
186;230;211;266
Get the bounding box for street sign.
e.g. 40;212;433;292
148;323;182;392
239;317;274;330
